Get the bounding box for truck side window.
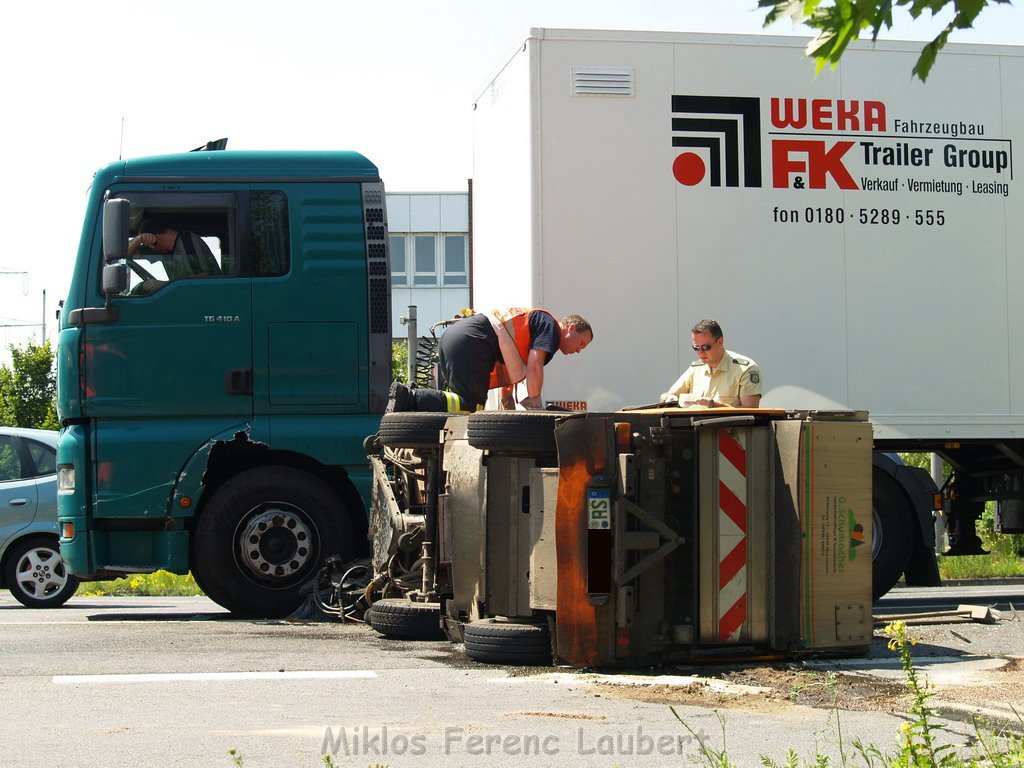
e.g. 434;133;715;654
121;207;232;296
252;191;289;277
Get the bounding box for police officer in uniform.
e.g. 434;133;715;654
659;318;761;408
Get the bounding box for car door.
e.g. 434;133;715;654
22;436;58;533
0;434;38;553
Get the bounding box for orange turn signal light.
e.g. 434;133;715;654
61;522;75;540
179;496;193;509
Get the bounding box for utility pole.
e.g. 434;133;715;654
1;269;44;344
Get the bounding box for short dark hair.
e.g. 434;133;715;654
692;318;722;339
561;314;593;337
137;217;171;235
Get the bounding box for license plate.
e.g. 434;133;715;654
587;488;611;529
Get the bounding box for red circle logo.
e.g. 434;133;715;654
672;153;705;186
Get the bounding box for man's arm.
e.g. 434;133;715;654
738;363;762;408
660;369;693;403
500;384;516;410
520;348;548;409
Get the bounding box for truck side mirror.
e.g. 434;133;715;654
102;198;131;264
102;263;128;297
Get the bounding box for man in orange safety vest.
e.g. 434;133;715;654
386;308;593;413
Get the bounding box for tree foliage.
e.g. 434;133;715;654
759;0;1012;80
392;340;409;384
0;339;59;430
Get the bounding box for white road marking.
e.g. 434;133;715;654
53;670;377;684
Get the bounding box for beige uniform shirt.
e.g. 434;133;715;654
663;350;762;406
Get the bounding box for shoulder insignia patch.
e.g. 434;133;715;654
749;372;760;384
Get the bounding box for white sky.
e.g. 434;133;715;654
1;0;1021;363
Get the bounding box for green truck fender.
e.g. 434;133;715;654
171;423;256;518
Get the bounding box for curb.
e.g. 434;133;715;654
933;701;1024;735
893;577;1024;587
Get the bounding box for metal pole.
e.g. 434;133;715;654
41;289;46;345
931;453;947;555
406;305;417;386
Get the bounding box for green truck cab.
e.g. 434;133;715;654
56;149;392;617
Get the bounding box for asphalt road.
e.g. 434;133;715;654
1;585;1021;768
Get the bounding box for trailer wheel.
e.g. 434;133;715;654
871;467;914;601
462;618;552;665
465;412;561;454
367;598;445;640
378;413;449;450
193;467;354;618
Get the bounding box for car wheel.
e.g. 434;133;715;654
193;467;355;618
4;536;79;608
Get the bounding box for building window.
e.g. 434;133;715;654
390;233;468;287
413;235;437;285
443;235;467;286
389;235;407;285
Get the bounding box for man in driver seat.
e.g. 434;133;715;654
128;217;221;281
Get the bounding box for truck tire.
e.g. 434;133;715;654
872;467;914;601
3;536;79;608
378;413;449;450
462;618;552;665
193;466;354;618
367;598;444;640
465;412;560;454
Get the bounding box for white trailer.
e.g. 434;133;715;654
471;28;1024;596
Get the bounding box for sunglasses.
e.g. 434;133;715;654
692;341;717;352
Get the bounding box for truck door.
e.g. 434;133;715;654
251;182;372;415
81;190;252;519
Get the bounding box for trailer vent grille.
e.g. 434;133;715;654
571;67;635;97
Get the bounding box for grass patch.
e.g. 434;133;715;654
78;570;204;597
939;550;1024;581
937;523;1024;581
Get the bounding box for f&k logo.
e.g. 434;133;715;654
671;95;762;188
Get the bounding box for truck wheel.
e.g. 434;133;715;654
462;618;552;665
193;467;354;618
3;536;79;608
367;598;444;640
465;412;560;454
378;413;449;450
871;468;914;601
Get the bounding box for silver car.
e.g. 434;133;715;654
0;427;79;607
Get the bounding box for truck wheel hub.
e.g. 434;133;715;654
238;507;313;579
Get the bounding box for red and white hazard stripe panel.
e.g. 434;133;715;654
717;430;748;642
